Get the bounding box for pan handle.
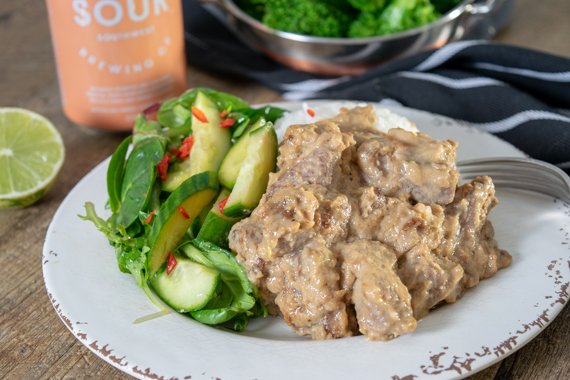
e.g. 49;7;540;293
465;0;496;15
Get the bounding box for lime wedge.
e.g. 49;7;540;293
0;108;65;208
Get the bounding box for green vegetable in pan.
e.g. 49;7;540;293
238;0;461;38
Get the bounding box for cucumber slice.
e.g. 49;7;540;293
247;117;268;134
147;172;218;274
187;193;217;239
218;136;249;189
189;92;231;175
151;257;220;313
223;125;278;217
196;189;241;248
218;118;271;189
163;159;191;192
163;92;231;192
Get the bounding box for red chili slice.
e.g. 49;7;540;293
306;108;315;117
166;252;177;275
218;196;229;213
220;118;235;129
144;210;155;224
219;110;229;119
177;135;194;159
192;106;209;123
157;154;170;181
178;206;190;220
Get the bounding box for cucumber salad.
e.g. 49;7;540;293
81;88;285;331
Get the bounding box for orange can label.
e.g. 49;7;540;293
46;0;187;131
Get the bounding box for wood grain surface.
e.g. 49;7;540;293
1;0;568;379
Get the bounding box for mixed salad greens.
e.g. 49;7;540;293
81;88;285;331
236;0;462;38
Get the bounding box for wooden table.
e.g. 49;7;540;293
1;0;568;378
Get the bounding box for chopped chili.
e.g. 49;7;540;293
157;153;170;181
306;108;315;117
177;135;194;159
192;106;209;123
144;210;155;224
166;252;177;275
220;118;235;129
219;110;229;119
178;206;190;220
218;196;229;213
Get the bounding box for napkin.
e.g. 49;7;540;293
184;2;570;172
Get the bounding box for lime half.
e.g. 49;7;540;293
0;108;65;208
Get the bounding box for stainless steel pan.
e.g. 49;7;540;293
197;0;513;75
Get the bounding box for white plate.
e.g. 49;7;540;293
43;102;570;380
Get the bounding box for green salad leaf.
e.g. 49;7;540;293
158;98;193;136
133;114;168;146
116;138;164;228
106;136;131;214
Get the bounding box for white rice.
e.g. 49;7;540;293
273;101;418;141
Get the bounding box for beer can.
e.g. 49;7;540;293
46;0;187;131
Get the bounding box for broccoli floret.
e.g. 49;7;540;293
412;1;440;25
262;0;352;38
348;0;439;38
347;0;387;12
235;0;267;20
348;12;382;38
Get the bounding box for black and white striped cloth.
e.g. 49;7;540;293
184;2;570;172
